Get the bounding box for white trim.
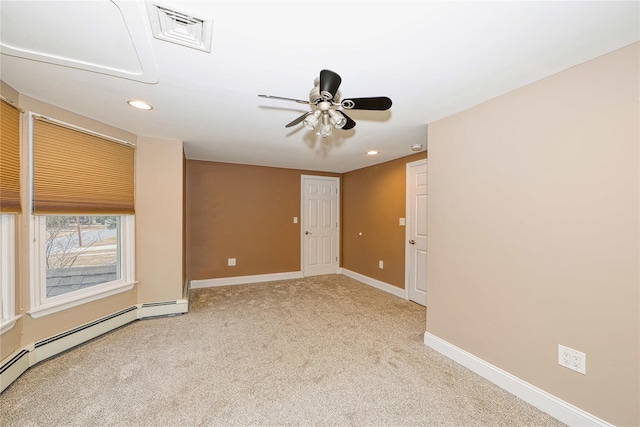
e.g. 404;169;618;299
28;281;136;319
1;299;188;393
138;299;189;319
424;332;613;427
340;268;407;299
0;349;30;393
33;307;138;363
300;175;341;277
29;215;136;318
404;158;428;302
0;314;22;335
0;215;16;331
190;271;303;289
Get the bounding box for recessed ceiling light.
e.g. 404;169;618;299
366;150;379;156
127;99;153;110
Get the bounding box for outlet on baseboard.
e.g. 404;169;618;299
379;260;384;269
558;345;586;374
228;258;236;267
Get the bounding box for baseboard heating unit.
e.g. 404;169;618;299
0;299;188;393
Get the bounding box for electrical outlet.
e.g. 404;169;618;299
558;345;586;374
379;260;384;269
228;258;236;266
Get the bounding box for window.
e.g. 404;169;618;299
31;215;134;317
1;98;21;333
29;114;136;317
0;215;18;333
1;99;21;213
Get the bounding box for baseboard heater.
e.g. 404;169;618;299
0;299;188;393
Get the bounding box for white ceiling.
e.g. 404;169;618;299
1;1;638;173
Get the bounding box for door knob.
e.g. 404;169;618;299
305;231;312;235
409;239;416;245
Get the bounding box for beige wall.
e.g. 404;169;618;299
0;82;22;360
0;89;184;358
135;136;184;302
427;43;639;426
342;152;427;288
186;160;339;280
16;95;139;346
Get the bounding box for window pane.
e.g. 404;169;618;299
46;216;120;298
1;214;16;323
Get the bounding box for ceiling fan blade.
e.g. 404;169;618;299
259;94;310;104
340;111;356;130
285;111;312;128
341;97;392;111
319;69;341;101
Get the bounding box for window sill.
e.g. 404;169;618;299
0;314;22;335
28;280;137;319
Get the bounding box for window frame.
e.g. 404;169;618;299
29;215;135;318
27;113;136;318
0;214;20;334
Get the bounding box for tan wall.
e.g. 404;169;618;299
426;43;639;426
186;160;338;280
10;94;139;346
0;90;184;355
0;324;21;361
342;152;427;288
135;136;184;303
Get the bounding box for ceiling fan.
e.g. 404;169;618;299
259;69;392;138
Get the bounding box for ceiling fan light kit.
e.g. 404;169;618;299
259;69;392;138
327;109;347;129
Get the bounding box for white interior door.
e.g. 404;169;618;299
406;159;427;305
301;176;339;277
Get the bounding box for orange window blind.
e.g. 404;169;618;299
0;99;22;213
32;117;135;215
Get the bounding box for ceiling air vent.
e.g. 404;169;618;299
147;3;212;52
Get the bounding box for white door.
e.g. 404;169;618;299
301;176;339;277
406;159;427;306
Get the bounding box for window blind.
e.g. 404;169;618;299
0;99;21;213
32;117;135;215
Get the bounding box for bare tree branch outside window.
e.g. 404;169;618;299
43;215;120;298
45;216;104;269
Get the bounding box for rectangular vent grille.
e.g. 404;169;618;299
147;4;212;52
157;6;201;26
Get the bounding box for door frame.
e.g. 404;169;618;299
404;158;427;302
300;175;341;276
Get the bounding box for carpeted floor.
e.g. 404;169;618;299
0;274;565;426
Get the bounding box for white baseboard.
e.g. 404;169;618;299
34;306;139;363
139;299;188;319
189;271;303;289
0;349;30;393
340;268;407;299
424;332;613;427
1;299;188;394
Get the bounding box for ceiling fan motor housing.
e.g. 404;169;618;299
309;86;322;104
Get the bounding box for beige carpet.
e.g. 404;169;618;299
0;274;565;426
